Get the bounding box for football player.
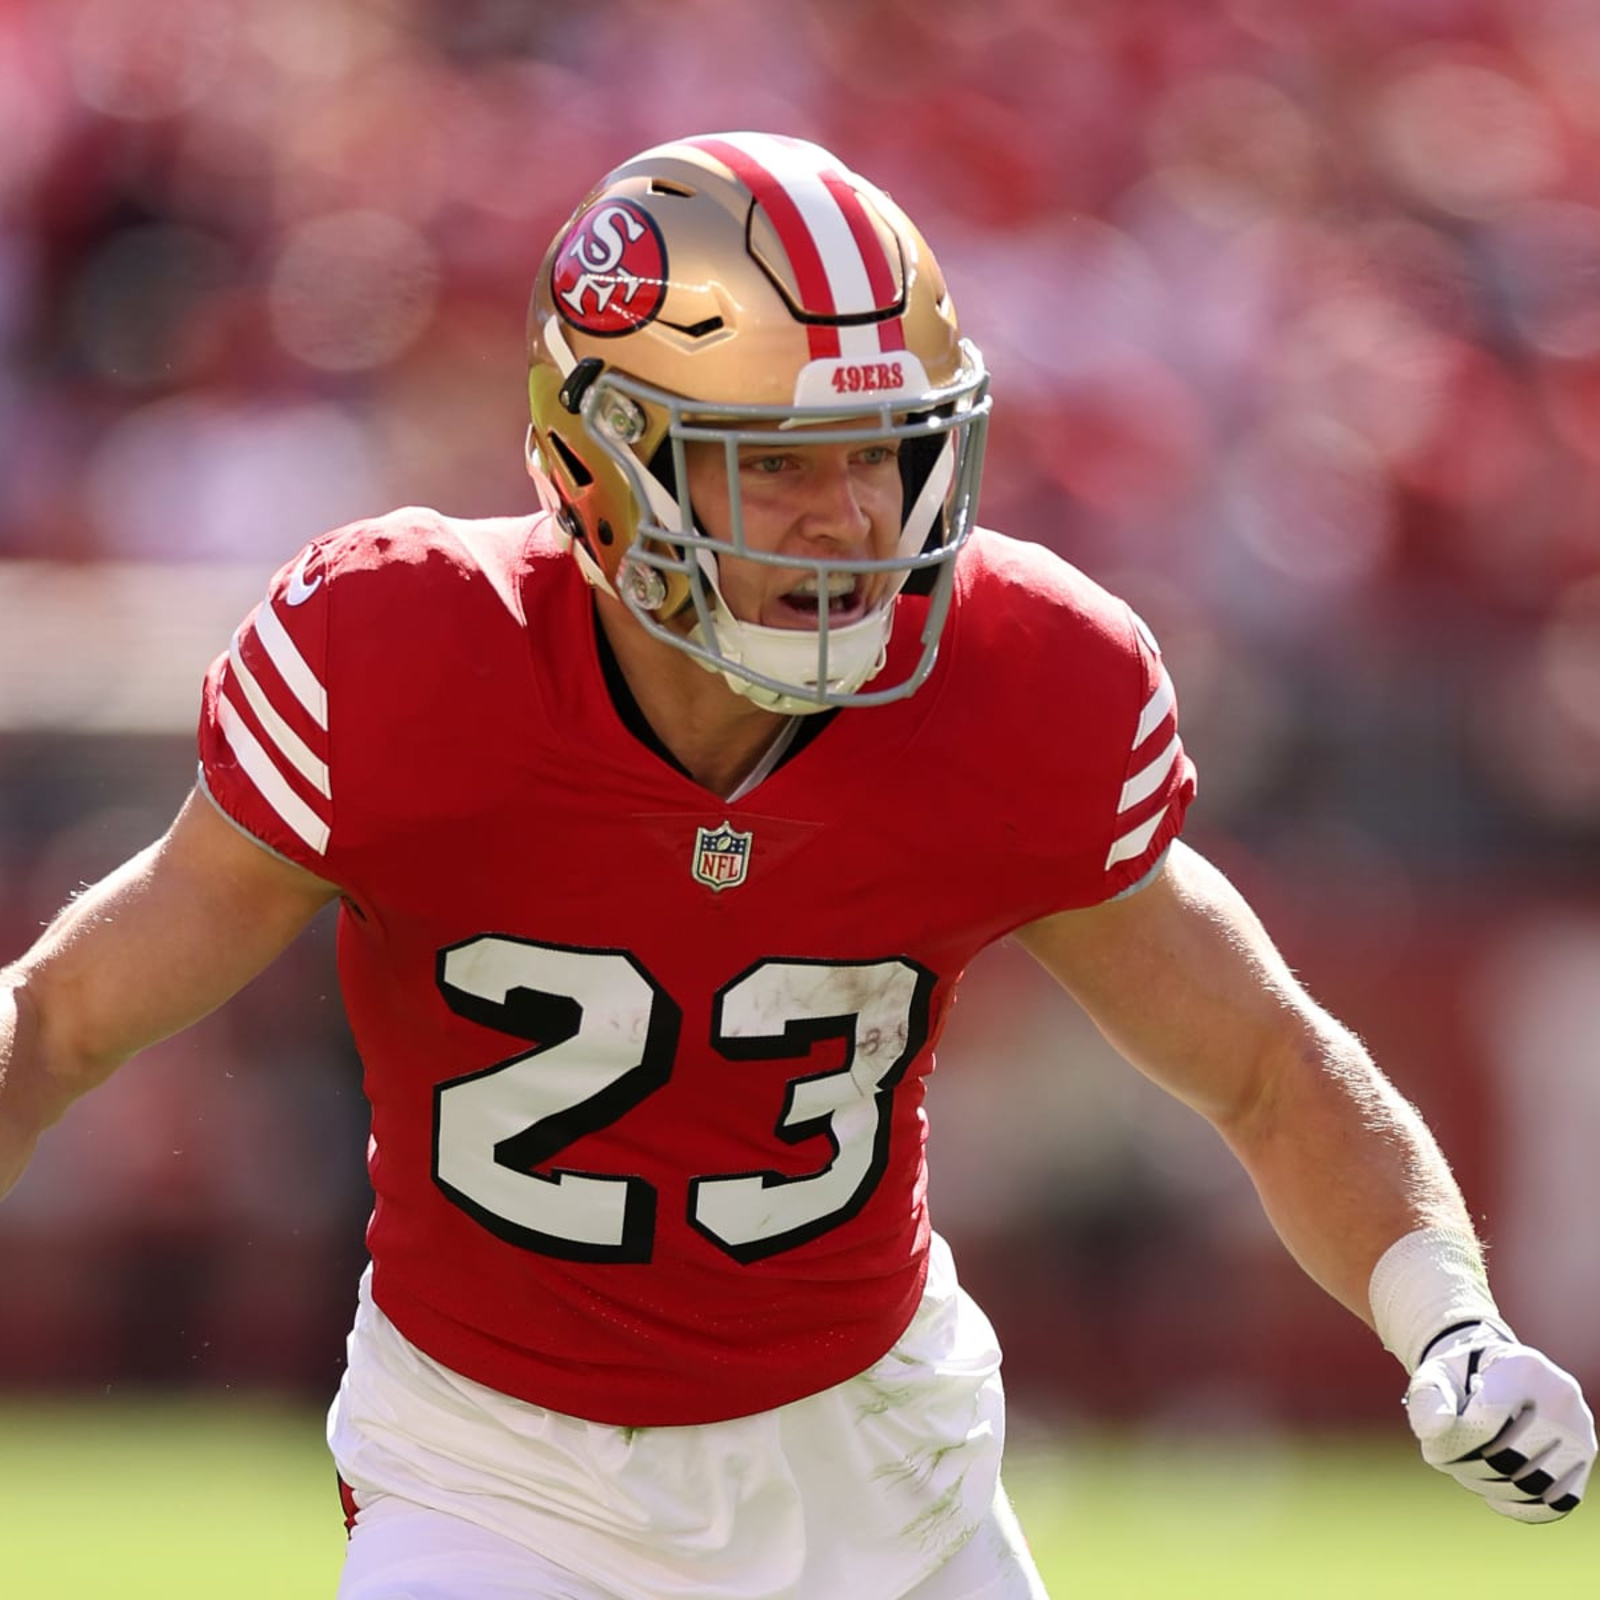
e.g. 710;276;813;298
2;132;1593;1599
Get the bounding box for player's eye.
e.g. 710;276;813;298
855;444;900;468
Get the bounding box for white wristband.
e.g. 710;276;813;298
1368;1226;1508;1374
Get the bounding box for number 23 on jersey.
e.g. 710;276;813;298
432;937;935;1266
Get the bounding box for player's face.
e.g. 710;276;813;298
682;433;904;630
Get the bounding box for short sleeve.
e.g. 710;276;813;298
198;539;335;874
1098;605;1195;900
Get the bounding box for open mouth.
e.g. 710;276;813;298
773;572;869;627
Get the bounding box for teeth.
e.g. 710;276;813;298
792;574;857;599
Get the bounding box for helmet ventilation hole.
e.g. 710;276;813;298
548;430;593;487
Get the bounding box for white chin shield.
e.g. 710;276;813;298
686;596;893;715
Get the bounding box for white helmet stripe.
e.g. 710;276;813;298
728;133;882;318
685;134;904;359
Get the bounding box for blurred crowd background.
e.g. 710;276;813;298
3;0;1599;1430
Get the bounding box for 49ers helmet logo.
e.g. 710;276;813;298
552;199;668;336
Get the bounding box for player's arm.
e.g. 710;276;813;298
1015;839;1595;1521
0;786;338;1200
1019;840;1460;1313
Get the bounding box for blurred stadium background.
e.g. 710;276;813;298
3;0;1600;1584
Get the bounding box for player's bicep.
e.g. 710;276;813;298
1014;840;1325;1126
14;786;338;1087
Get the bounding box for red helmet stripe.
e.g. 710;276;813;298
688;136;837;358
688;135;902;362
820;170;905;353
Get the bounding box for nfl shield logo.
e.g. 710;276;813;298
692;820;752;892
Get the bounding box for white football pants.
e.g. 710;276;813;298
337;1487;1049;1599
330;1237;1051;1598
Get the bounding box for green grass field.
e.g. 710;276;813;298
2;1398;1594;1597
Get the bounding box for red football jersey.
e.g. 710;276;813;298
198;510;1195;1425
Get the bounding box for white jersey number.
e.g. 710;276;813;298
433;937;930;1264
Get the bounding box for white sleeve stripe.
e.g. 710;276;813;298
228;630;331;799
1119;732;1181;814
253;599;328;730
1106;804;1170;871
216;696;331;855
1134;669;1175;748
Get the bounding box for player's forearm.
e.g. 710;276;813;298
0;980;30;1196
0;844;210;1198
0;977;93;1200
1;915;168;1200
1214;1019;1477;1325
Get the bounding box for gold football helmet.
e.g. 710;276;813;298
526;131;990;713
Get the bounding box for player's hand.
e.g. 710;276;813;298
1405;1322;1596;1523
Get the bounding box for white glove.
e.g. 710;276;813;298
1406;1321;1596;1523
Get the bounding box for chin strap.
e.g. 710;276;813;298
686;597;893;714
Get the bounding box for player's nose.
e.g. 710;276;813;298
792;460;874;550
